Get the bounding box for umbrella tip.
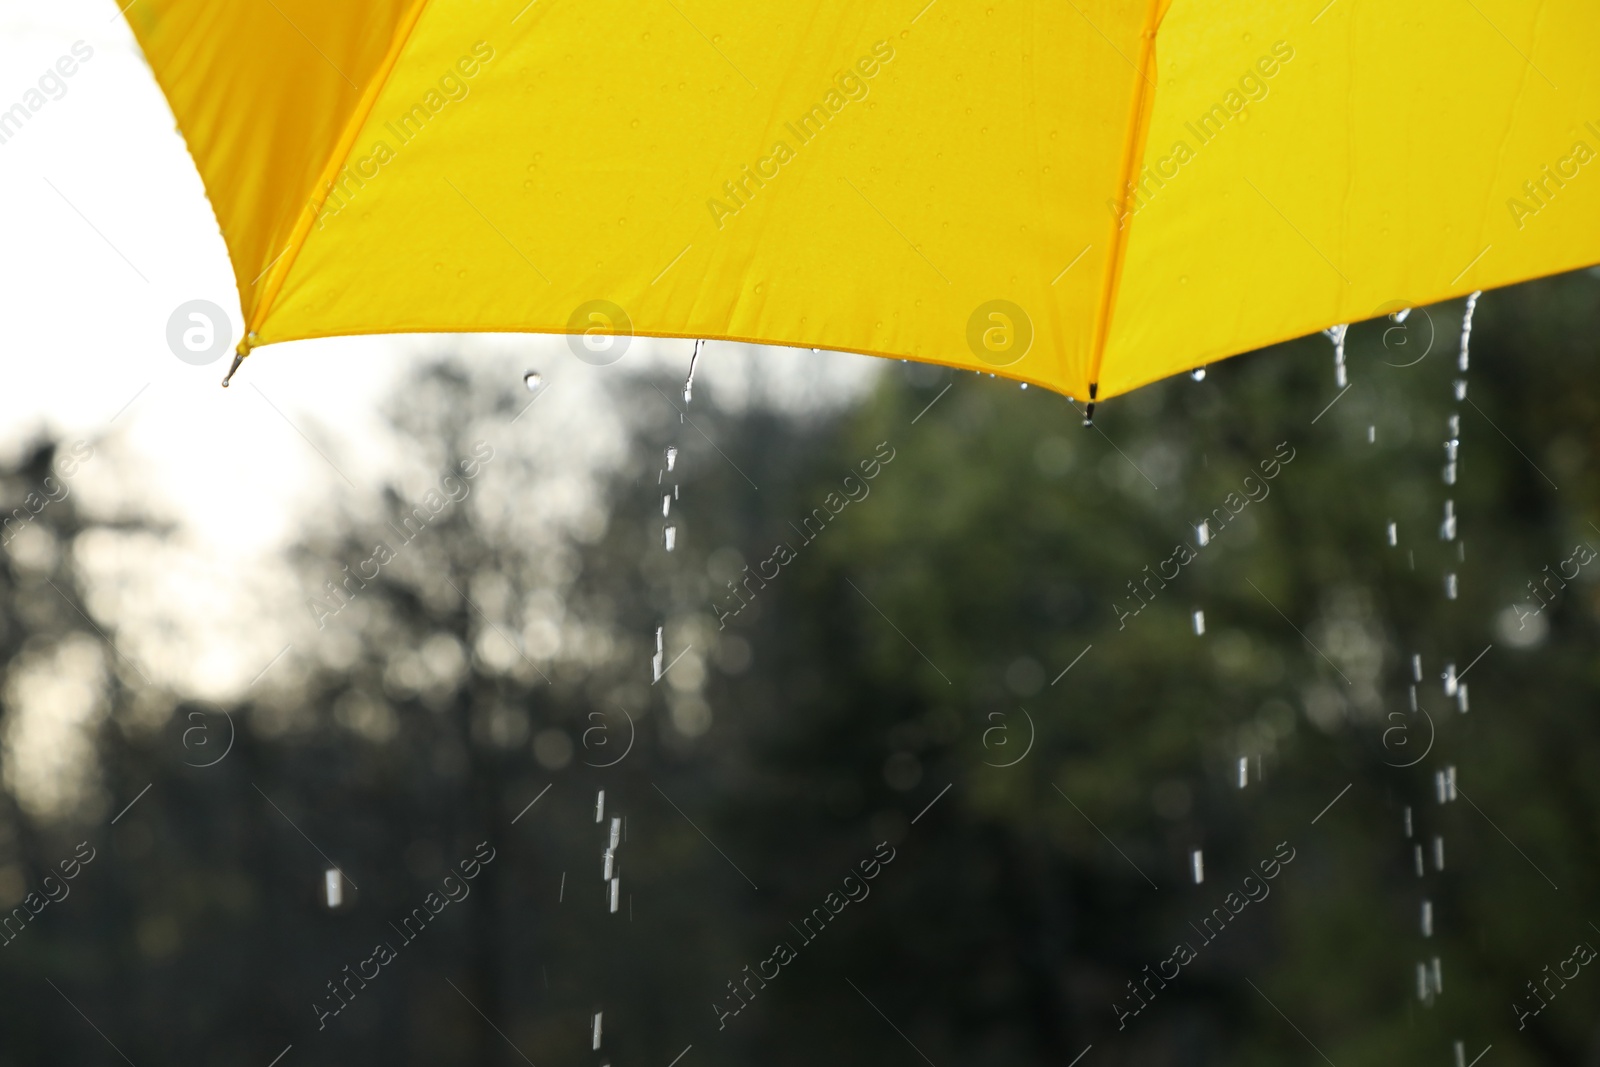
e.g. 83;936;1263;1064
220;339;251;388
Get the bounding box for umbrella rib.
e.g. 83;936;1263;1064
246;0;438;340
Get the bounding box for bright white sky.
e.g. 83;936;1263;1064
0;1;880;701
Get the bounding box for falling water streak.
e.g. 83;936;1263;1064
1192;609;1205;635
652;626;664;682
683;339;703;403
1403;806;1413;837
1414;845;1425;877
1439;501;1457;541
1324;324;1349;388
662;494;672;517
603;849;614;880
664;525;677;552
1421;899;1434;937
1237;757;1249;789
595;790;606;823
323;869;342;908
1386;521;1398;546
1444;572;1459;599
592;1011;603;1051
1457;685;1469;713
1368;425;1376;443
1412;654;1423;683
609;877;620;913
1433;835;1446;871
1191;850;1204;884
609;817;622;849
666;446;678;471
1196;521;1211;547
1458;291;1481;372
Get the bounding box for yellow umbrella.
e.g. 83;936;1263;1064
126;0;1598;403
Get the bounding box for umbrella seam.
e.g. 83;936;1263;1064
1085;0;1169;394
247;0;440;344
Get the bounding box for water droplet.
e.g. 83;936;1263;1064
1458;290;1481;372
1403;805;1413;837
1192;609;1205;635
592;1010;604;1049
1391;307;1412;323
1019;382;1028;389
523;371;544;392
665;446;678;471
1421;899;1434;937
1439;500;1456;541
1457;684;1470;712
651;627;664;681
1191;850;1204;884
323;869;342;908
664;525;677;552
1444;572;1458;599
595;789;606;822
662;494;671;517
1191;365;1207;381
1323;324;1349;389
1367;425;1376;443
1412;654;1423;682
1237;756;1248;788
1447;414;1460;436
1442;662;1457;695
1433;836;1445;870
683;339;702;403
1453;379;1467;400
1386;521;1397;546
1196;521;1211;547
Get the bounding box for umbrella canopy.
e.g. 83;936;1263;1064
126;0;1598;399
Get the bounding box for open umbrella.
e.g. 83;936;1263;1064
125;0;1598;403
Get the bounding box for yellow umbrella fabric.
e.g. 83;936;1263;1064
125;0;1600;400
